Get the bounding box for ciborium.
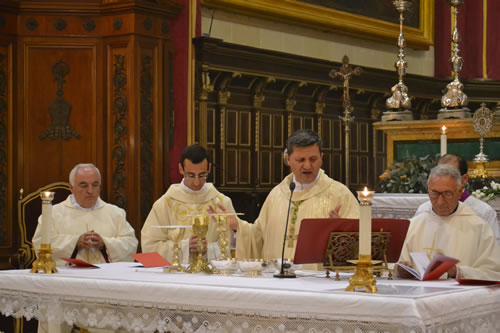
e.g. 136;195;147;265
163;225;191;273
186;215;213;274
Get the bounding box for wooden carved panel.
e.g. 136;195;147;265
0;45;10;248
23;43;98;190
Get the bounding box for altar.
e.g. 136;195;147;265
0;262;499;332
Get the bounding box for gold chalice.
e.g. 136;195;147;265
186;216;213;274
163;225;190;273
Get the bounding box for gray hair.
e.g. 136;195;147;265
69;163;101;186
428;164;462;186
286;129;322;156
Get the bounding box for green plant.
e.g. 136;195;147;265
377;153;439;194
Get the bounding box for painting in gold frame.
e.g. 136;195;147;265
201;0;434;50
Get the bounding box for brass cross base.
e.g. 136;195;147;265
345;255;377;293
30;243;58;274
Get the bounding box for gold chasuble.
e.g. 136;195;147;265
235;169;359;262
141;183;234;264
399;203;500;281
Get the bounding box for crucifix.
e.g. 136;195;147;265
423;232;442;260
329;55;361;188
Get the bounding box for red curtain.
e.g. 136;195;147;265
170;0;201;184
435;0;500;80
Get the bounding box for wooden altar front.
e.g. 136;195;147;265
373;119;500;177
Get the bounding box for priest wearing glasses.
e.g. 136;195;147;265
397;164;500;281
141;145;236;264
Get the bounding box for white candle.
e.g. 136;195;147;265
357;187;374;257
40;192;54;245
440;125;447;156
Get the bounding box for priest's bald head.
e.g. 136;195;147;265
427;164;464;217
438;154;469;185
285;129;323;185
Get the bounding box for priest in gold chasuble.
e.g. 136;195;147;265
232;130;359;261
141;145;234;264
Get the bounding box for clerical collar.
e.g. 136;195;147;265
180;179;206;193
292;172;320;192
69;194;101;211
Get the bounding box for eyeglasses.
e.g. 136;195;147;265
428;190;455;200
184;172;209;180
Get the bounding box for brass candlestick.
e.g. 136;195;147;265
383;0;413;121
31;192;58;274
345;254;377;293
438;0;471;119
186;216;213;274
164;226;190;273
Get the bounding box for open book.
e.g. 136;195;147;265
398;252;459;281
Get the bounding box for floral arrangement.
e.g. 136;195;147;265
471;180;500;202
377;154;439;193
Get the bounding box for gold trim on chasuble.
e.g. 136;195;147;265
286;200;304;248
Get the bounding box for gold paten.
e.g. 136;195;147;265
345;254;377;293
30;243;58;274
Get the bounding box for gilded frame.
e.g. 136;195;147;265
201;0;434;50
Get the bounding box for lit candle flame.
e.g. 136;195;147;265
363;187;369;197
441;125;447;134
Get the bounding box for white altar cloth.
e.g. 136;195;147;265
0;262;499;332
372;193;429;220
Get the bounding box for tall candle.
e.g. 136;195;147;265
40;192;55;245
440;125;447;156
357;187;374;257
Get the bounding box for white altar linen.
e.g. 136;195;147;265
0;262;499;332
372;193;429;220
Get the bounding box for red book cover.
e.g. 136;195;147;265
130;252;171;268
60;257;99;268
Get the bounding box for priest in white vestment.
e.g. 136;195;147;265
33;163;138;333
414;154;500;244
141;145;234;263
398;164;500;281
229;129;360;261
32;163;138;266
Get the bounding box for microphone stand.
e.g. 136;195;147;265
274;182;296;278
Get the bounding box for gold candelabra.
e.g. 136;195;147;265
438;0;470;119
383;0;413;121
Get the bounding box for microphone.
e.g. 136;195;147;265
274;181;296;278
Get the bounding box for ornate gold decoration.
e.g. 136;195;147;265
163;226;189;273
383;0;413;122
423;232;442;260
472;103;494;163
31;243;58;274
215;215;230;260
186;216;213;274
286;200;304;248
324;232;391;281
345;254;377;293
438;0;471;119
329;55;361;188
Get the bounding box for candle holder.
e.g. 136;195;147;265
345;188;377;293
382;0;413;122
163;226;190;273
31;192;57;274
438;0;471;119
186;216;213;274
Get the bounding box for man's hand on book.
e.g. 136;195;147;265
447;265;457;278
396;261;415;279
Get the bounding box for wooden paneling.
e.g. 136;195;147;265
0;0;181;269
